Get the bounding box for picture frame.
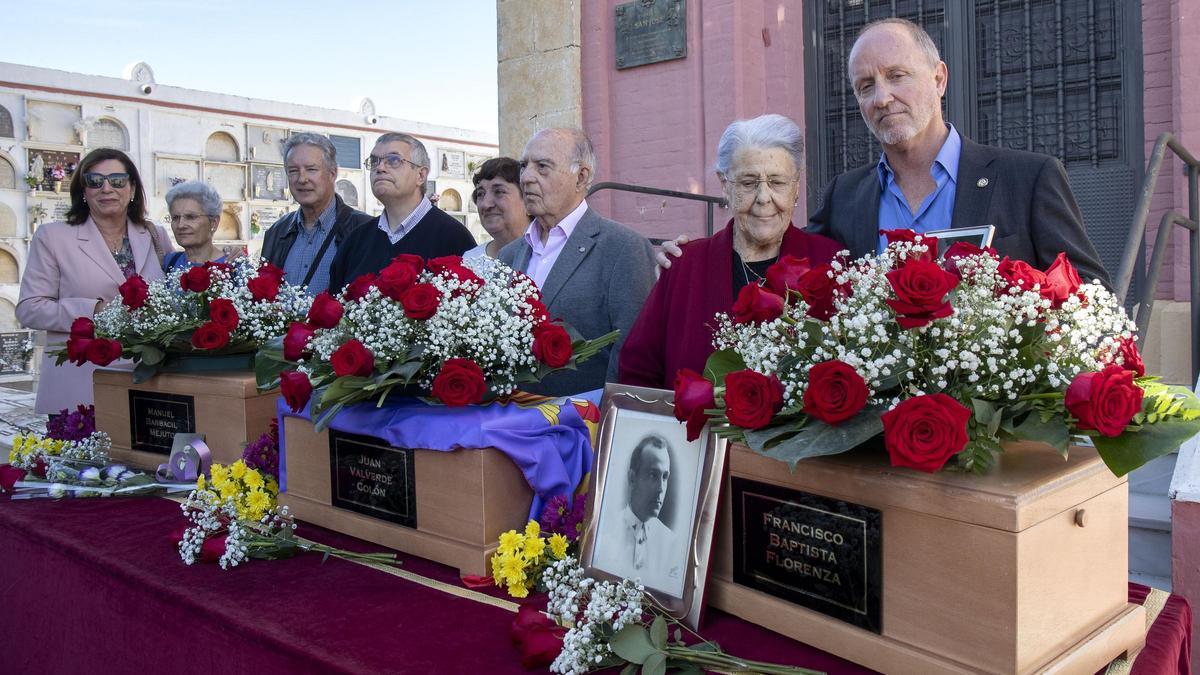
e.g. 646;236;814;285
579;383;728;629
924;224;996;256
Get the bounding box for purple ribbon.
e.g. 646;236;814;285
155;439;212;483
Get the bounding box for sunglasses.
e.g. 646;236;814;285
82;172;131;190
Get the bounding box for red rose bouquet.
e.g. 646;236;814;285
257;256;617;429
677;231;1200;476
54;258;310;382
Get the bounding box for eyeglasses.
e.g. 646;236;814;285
169;213;211;225
364;154;422;171
729;175;798;197
82;172;130;189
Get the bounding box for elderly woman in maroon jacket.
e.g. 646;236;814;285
618;114;842;389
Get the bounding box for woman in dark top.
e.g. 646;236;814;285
618;114;841;389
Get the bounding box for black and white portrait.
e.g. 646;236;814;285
592;408;704;598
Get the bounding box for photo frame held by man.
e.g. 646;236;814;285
579;384;728;629
923;224;996;256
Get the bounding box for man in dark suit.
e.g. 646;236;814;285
499;128;656;396
260;133;372;295
807;18;1110;285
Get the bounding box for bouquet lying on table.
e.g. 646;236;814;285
675;230;1200;476
258;255;617;429
2;431;192;498
55;257;311;382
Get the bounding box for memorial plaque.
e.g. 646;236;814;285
329;430;417;528
128;390;196;455
731;477;882;632
251;164;288;201
614;0;686;70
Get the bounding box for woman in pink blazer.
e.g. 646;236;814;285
18;148;173;415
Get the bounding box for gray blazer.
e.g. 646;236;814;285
807;135;1111;287
500;206;656;397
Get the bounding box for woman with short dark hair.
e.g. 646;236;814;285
17;148;172;414
465;157;530;259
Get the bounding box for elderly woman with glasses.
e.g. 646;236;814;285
163;180;231;269
17;148;172;415
618;114;842;389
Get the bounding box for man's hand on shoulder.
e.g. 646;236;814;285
654;233;691;270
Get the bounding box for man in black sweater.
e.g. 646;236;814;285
327;133;477;293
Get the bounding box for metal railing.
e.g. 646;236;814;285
1115;133;1200;385
587;181;727;242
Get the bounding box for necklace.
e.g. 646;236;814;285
736;251;775;287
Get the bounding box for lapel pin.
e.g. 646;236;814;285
578;246;586;253
976;177;989;188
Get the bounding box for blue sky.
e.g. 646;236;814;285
0;1;500;135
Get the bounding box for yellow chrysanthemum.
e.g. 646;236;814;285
491;554;506;584
507;581;530;598
196;474;207;492
548;533;569;560
210;464;229;486
523;535;546;562
243;469;264;490
265;478;279;496
500;555;527;584
524;520;541;539
497;530;524;557
218;480;239;502
228;460;248;481
245;488;272;513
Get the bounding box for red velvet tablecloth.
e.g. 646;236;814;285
0;497;1188;674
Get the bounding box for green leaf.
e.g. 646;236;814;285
609;625;657;665
702;349;746;388
1093;416;1200;477
649;615;667;650
672;628;682;644
132;361;159;384
641;653;666;675
1009;411;1071;457
743;405;887;470
620;665;638;675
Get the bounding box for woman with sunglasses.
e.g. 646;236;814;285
163;180;231;269
17;148;172;416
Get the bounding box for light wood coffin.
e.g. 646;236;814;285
710;441;1147;675
94;369;278;470
279;415;533;577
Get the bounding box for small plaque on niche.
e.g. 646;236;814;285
128;390;196;455
731;477;882;632
329;429;417;528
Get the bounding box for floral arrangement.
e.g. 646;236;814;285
56;257;310;381
518;555;817;674
2;430;191;498
675;231;1200;476
258;255;617;428
538;493;587;543
176;460;398;570
46;404;97;442
491;520;573;598
51;164;66;181
241;419;279;479
24;172;39;189
8;430;111;474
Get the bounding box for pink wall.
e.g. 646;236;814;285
581;0;807;242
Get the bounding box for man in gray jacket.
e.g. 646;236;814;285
500;128;656;397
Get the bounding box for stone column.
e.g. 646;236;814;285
496;0;583;157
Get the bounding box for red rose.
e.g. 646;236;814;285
510;605;566;670
70;317;95;339
283;322;317;361
199;535;227;563
344;273;377;301
0;464;27;493
1043;252;1082;308
881;394;972;472
723;369;784;429
306;292;344;329
400;283;442;320
280;370;314;413
66;336;92;366
885;259;959;329
765;255;813;296
803;360;869;425
247;273;281;302
118;275;149;310
1115;337;1145;377
331;339;375;378
191;322;231;350
393;253;425;271
207;298;240;332
85;338;123;366
1065;365;1144;437
796;264;846;320
256;263;285;282
674;368;716;441
532;323;573;368
203;260;233;275
882;229;938;261
375;258;422;300
180;266;212;293
882;228;918;245
526;298;550;326
998;257;1048;295
942;241;995;277
428;255;482;285
431;358;487;406
731;284;785;324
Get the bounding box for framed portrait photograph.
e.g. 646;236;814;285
924;224;996;256
579;384;728;629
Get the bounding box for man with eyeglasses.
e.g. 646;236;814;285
326;132;476;293
498;128;656;396
260;132;372;295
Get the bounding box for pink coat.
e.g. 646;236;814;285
17;217;173;414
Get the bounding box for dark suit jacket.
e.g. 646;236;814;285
259;194;372;272
807;136;1111;286
499;206;657;397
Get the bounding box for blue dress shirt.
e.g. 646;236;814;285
282;198;338;295
876;124;962;253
